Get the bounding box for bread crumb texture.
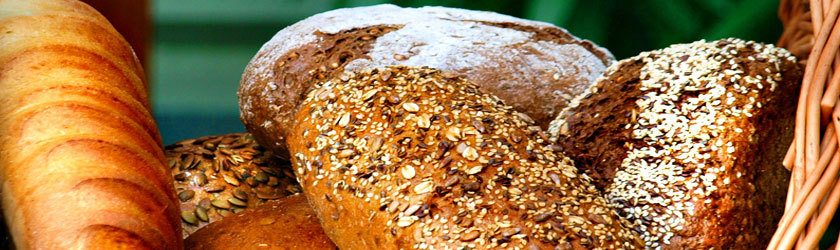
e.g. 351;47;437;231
549;38;799;248
289;66;643;249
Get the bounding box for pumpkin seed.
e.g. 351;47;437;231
181;210;197;225
204;183;225;193
228;197;247;207
178;190;195;201
222;174;240;186
195;207;209;222
192;172;207;186
211;199;230;209
232;188;248;200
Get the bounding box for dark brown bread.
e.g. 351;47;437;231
288;66;643;249
184;194;336;250
239;4;614;159
548;38;801;249
0;0;181;249
165;133;302;238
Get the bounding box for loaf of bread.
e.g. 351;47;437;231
239;4;613;158
287;66;643;249
166;133;302;237
0;0;180;249
184;194;336;250
548;38;801;248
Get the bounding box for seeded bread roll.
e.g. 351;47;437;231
165;133;302;238
239;4;614;159
184;194;336;250
288;66;643;249
548;39;801;249
0;0;180;248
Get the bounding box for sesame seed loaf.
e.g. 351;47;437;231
288;66;643;249
548;39;801;249
239;4;614;159
165;133;303;238
184;194;337;250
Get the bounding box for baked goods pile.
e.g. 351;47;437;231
0;1;803;249
238;4;613;158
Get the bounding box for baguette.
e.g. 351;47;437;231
0;0;180;249
548;39;800;248
287;66;643;249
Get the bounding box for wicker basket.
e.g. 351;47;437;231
774;0;840;249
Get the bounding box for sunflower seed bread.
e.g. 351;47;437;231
165;133;302;237
167;134;336;248
238;4;614;159
287;66;643;249
548;39;801;249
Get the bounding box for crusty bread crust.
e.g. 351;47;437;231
238;4;613;159
0;0;180;248
548;39;801;249
185;194;336;250
288;66;643;249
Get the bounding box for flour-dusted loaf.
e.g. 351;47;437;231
548;38;801;249
239;4;614;158
165;133;302;237
184;194;336;250
0;0;180;248
287;66;643;249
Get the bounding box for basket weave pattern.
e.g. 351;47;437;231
774;0;840;249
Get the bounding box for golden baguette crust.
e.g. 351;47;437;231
0;0;180;249
288;66;643;249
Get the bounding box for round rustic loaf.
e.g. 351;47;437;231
548;38;801;249
288;66;643;249
184;194;336;250
238;4;614;158
166;133;302;238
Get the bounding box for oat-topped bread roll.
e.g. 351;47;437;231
548;38;801;249
166;133;302;237
0;0;180;249
239;4;613;158
288;66;643;249
184;194;336;250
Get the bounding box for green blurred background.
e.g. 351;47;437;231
149;0;840;247
151;0;784;145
